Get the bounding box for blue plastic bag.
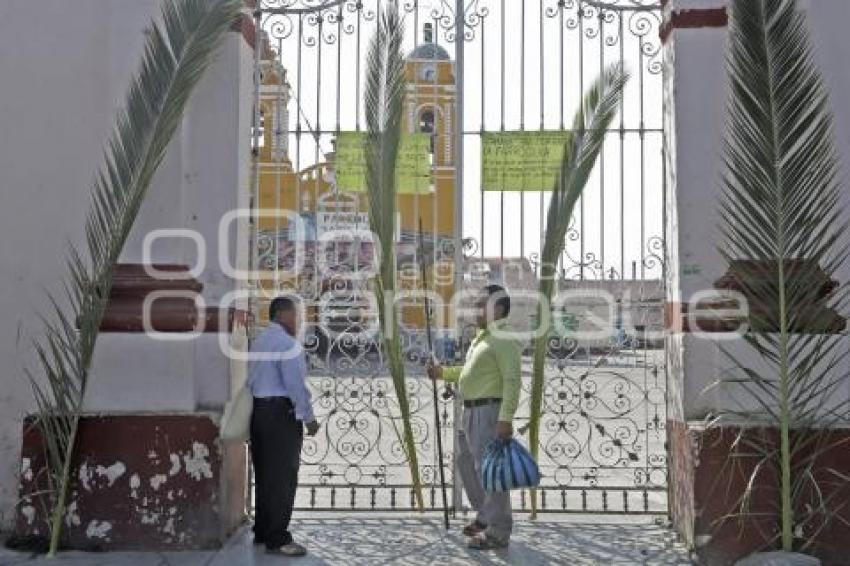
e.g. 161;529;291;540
481;438;541;492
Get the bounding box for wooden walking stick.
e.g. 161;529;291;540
418;218;450;530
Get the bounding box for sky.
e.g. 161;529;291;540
260;0;665;281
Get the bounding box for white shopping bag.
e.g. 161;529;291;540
220;385;253;441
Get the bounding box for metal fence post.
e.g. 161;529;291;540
451;0;465;518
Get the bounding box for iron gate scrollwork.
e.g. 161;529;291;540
249;0;667;515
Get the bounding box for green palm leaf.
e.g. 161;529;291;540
715;0;849;552
363;4;425;511
27;0;241;555
527;63;629;518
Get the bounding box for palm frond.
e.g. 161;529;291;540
363;3;425;511
713;0;849;551
27;0;241;555
527;63;629;518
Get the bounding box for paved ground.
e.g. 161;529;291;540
2;515;693;565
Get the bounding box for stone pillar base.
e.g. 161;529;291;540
15;414;246;551
668;421;850;565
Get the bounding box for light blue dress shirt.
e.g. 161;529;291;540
247;322;315;423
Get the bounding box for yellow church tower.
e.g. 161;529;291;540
255;23;457;331
399;22;457;240
396;22;457;329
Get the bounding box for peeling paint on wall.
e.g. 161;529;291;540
65;500;81;527
15;414;240;550
96;462;126;487
79;462;92;491
149;474;168;491
140;510;160;525
183;442;212;481
86;520;112;539
168;454;182;476
129;473;140;498
79;460;126;491
21;457;33;482
21;505;35;525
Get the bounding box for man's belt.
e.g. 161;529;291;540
253;396;294;409
462;397;502;408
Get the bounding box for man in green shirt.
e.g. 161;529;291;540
427;284;522;550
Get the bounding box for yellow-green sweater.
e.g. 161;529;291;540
443;318;522;422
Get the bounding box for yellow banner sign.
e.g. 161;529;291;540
336;131;432;194
481;131;571;191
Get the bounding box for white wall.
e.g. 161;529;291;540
667;0;850;421
0;1;251;529
665;1;730;421
90;30;255;414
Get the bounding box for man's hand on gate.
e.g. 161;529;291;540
305;420;320;437
496;421;513;440
426;359;442;381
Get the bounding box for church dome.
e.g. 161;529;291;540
408;23;451;61
408;42;451;61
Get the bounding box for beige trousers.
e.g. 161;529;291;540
456;402;512;541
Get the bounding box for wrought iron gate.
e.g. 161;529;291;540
248;0;666;515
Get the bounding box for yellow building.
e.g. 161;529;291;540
255;25;457;333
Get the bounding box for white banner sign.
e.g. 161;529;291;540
316;211;370;237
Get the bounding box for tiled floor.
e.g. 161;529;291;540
2;515;694;565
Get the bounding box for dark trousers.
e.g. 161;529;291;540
250;396;303;548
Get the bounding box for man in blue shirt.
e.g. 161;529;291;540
248;296;319;557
